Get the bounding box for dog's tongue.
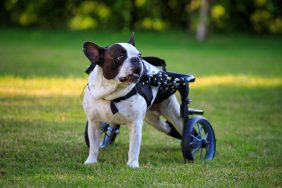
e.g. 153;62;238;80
119;73;140;83
131;73;140;82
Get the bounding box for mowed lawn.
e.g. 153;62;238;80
0;28;282;187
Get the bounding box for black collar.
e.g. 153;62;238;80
85;63;96;74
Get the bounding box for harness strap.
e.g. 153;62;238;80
135;82;153;108
110;87;138;114
110;81;154;114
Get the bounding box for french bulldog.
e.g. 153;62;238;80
83;33;183;168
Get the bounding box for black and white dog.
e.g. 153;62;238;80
83;33;183;168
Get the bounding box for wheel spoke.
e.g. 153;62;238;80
192;145;201;156
190;140;198;148
197;123;203;139
191;134;201;142
205;132;209;139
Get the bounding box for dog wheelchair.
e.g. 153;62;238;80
84;57;216;162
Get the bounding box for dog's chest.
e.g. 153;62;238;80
83;88;147;124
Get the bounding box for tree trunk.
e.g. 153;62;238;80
130;0;137;30
196;0;210;41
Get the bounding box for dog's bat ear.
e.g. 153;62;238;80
128;32;135;46
83;42;104;64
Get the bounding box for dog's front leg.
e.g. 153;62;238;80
127;120;143;168
84;119;100;165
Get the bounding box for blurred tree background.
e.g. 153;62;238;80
0;0;281;36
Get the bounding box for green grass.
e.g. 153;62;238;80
0;28;282;187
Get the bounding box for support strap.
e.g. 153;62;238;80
110;87;138;114
110;77;154;114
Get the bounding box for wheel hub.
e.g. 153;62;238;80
201;139;208;148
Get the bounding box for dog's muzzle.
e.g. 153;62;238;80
119;58;142;83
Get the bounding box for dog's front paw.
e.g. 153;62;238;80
84;156;97;165
127;160;139;168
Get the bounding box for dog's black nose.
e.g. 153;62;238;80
130;57;139;63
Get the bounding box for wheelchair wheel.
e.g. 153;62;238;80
181;116;216;161
84;121;120;148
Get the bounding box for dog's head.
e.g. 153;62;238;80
83;33;143;83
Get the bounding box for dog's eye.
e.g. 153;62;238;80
117;55;124;61
138;53;141;58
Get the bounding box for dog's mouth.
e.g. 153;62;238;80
119;66;142;83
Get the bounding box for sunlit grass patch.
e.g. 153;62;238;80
0;76;87;97
193;75;282;88
0;75;281;97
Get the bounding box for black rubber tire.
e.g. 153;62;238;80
181;116;216;161
109;124;120;143
84;121;120;148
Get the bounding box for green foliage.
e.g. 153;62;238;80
210;0;282;34
1;0;281;34
68;1;109;30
